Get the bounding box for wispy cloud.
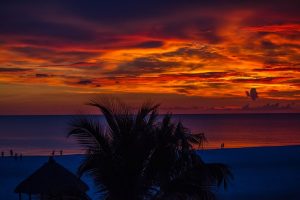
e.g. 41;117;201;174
0;67;32;73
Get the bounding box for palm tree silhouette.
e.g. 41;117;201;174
69;99;232;200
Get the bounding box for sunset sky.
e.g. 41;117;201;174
1;0;300;114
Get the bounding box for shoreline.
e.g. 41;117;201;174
200;143;300;150
2;144;299;157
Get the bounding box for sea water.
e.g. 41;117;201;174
0;113;299;155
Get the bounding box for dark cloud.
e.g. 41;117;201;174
159;71;245;80
165;82;232;94
162;46;227;60
232;77;292;83
76;79;93;85
36;62;102;71
242;103;293;111
0;16;96;42
0;67;32;73
175;89;190;94
10;47;99;63
253;66;300;72
256;39;300;67
171;85;199;90
134;41;164;48
17;34;126;49
261;40;277;49
63;78;101;87
206;82;231;89
165;84;199;94
59;62;101;70
145;18;223;43
234;29;300;69
35;73;50;78
34;73;97;84
284;79;300;87
267;90;300;98
108;57;181;76
197;72;231;78
261;41;300;51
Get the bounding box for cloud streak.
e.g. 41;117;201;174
0;67;32;73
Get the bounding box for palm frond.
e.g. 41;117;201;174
77;152;100;176
87;99;121;137
205;163;233;189
68;117;111;154
188;133;207;149
136;102;159;125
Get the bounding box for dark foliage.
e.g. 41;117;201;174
68;98;232;200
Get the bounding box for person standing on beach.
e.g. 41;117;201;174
1;151;4;158
14;153;18;160
10;149;13;157
60;150;63;156
221;143;225;149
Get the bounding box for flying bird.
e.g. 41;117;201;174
246;88;258;101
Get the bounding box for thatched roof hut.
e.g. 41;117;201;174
15;157;89;200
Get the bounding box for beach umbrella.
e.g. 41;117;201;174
15;157;89;200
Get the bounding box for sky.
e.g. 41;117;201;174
0;0;300;114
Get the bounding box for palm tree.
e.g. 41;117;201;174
69;99;232;200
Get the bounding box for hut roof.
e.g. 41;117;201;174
15;157;89;196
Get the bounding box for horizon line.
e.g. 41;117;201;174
1;112;300;117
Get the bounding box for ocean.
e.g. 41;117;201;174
0;113;300;155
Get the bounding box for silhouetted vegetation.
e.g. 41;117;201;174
69;99;232;200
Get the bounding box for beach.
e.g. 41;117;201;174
1;145;300;200
200;145;300;200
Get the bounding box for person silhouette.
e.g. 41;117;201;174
1;151;4;158
60;150;63;156
51;150;55;157
221;143;225;149
14;153;18;160
10;149;13;157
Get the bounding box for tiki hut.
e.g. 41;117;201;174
15;157;89;200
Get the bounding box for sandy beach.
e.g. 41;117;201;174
200;145;300;200
1;145;300;200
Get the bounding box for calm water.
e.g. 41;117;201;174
0;114;300;155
